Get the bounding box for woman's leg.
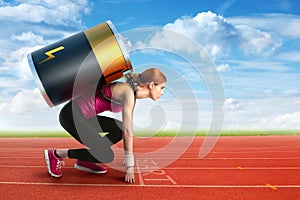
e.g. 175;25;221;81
58;100;123;163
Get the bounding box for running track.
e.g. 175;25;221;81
0;136;299;200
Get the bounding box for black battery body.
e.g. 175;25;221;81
27;21;132;107
30;32;103;106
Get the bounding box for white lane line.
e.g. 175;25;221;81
135;158;145;185
1;157;300;160
164;167;300;170
1;165;300;170
0;157;43;158
1;150;299;153
0;181;300;188
144;176;177;185
202;157;300;160
0;165;73;168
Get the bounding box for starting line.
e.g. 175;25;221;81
2;165;300;170
0;181;300;189
136;158;178;185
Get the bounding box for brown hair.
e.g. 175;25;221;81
131;68;167;86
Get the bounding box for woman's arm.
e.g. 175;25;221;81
121;84;136;183
122;98;134;155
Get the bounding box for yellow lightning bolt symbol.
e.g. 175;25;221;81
39;46;64;64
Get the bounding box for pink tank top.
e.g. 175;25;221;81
75;84;123;119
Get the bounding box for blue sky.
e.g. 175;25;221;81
0;0;300;131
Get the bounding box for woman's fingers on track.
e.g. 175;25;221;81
125;173;135;183
125;167;135;183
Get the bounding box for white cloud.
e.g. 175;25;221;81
223;97;300;129
228;13;300;39
10;31;45;45
0;0;92;52
4;88;47;114
217;63;229;72
163;11;237;59
0;46;42;81
222;70;300;98
0;78;29;93
283;19;300;38
0;87;62;130
275;51;300;62
148;11;281;60
225;98;245;111
132;96;300;131
283;89;300;96
226;60;290;72
0;0;91;28
235;24;282;57
147;28;201;55
258;112;300;129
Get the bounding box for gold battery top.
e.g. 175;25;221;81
84;20;132;83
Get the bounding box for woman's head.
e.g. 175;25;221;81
130;68;167;101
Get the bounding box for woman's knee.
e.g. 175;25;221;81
95;148;114;163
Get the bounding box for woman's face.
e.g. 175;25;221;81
150;82;166;101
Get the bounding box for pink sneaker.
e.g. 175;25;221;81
74;160;107;174
44;149;64;178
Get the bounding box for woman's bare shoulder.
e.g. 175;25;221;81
111;82;131;91
111;82;134;101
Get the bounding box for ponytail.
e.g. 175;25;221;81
126;68;167;86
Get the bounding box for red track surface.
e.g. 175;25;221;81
0;136;299;200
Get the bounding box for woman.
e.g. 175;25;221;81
44;68;167;183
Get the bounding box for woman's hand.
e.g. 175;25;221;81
125;166;135;183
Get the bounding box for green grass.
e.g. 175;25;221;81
0;131;70;138
207;130;300;136
0;130;299;138
143;130;300;137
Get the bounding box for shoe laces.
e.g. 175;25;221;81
56;159;65;170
